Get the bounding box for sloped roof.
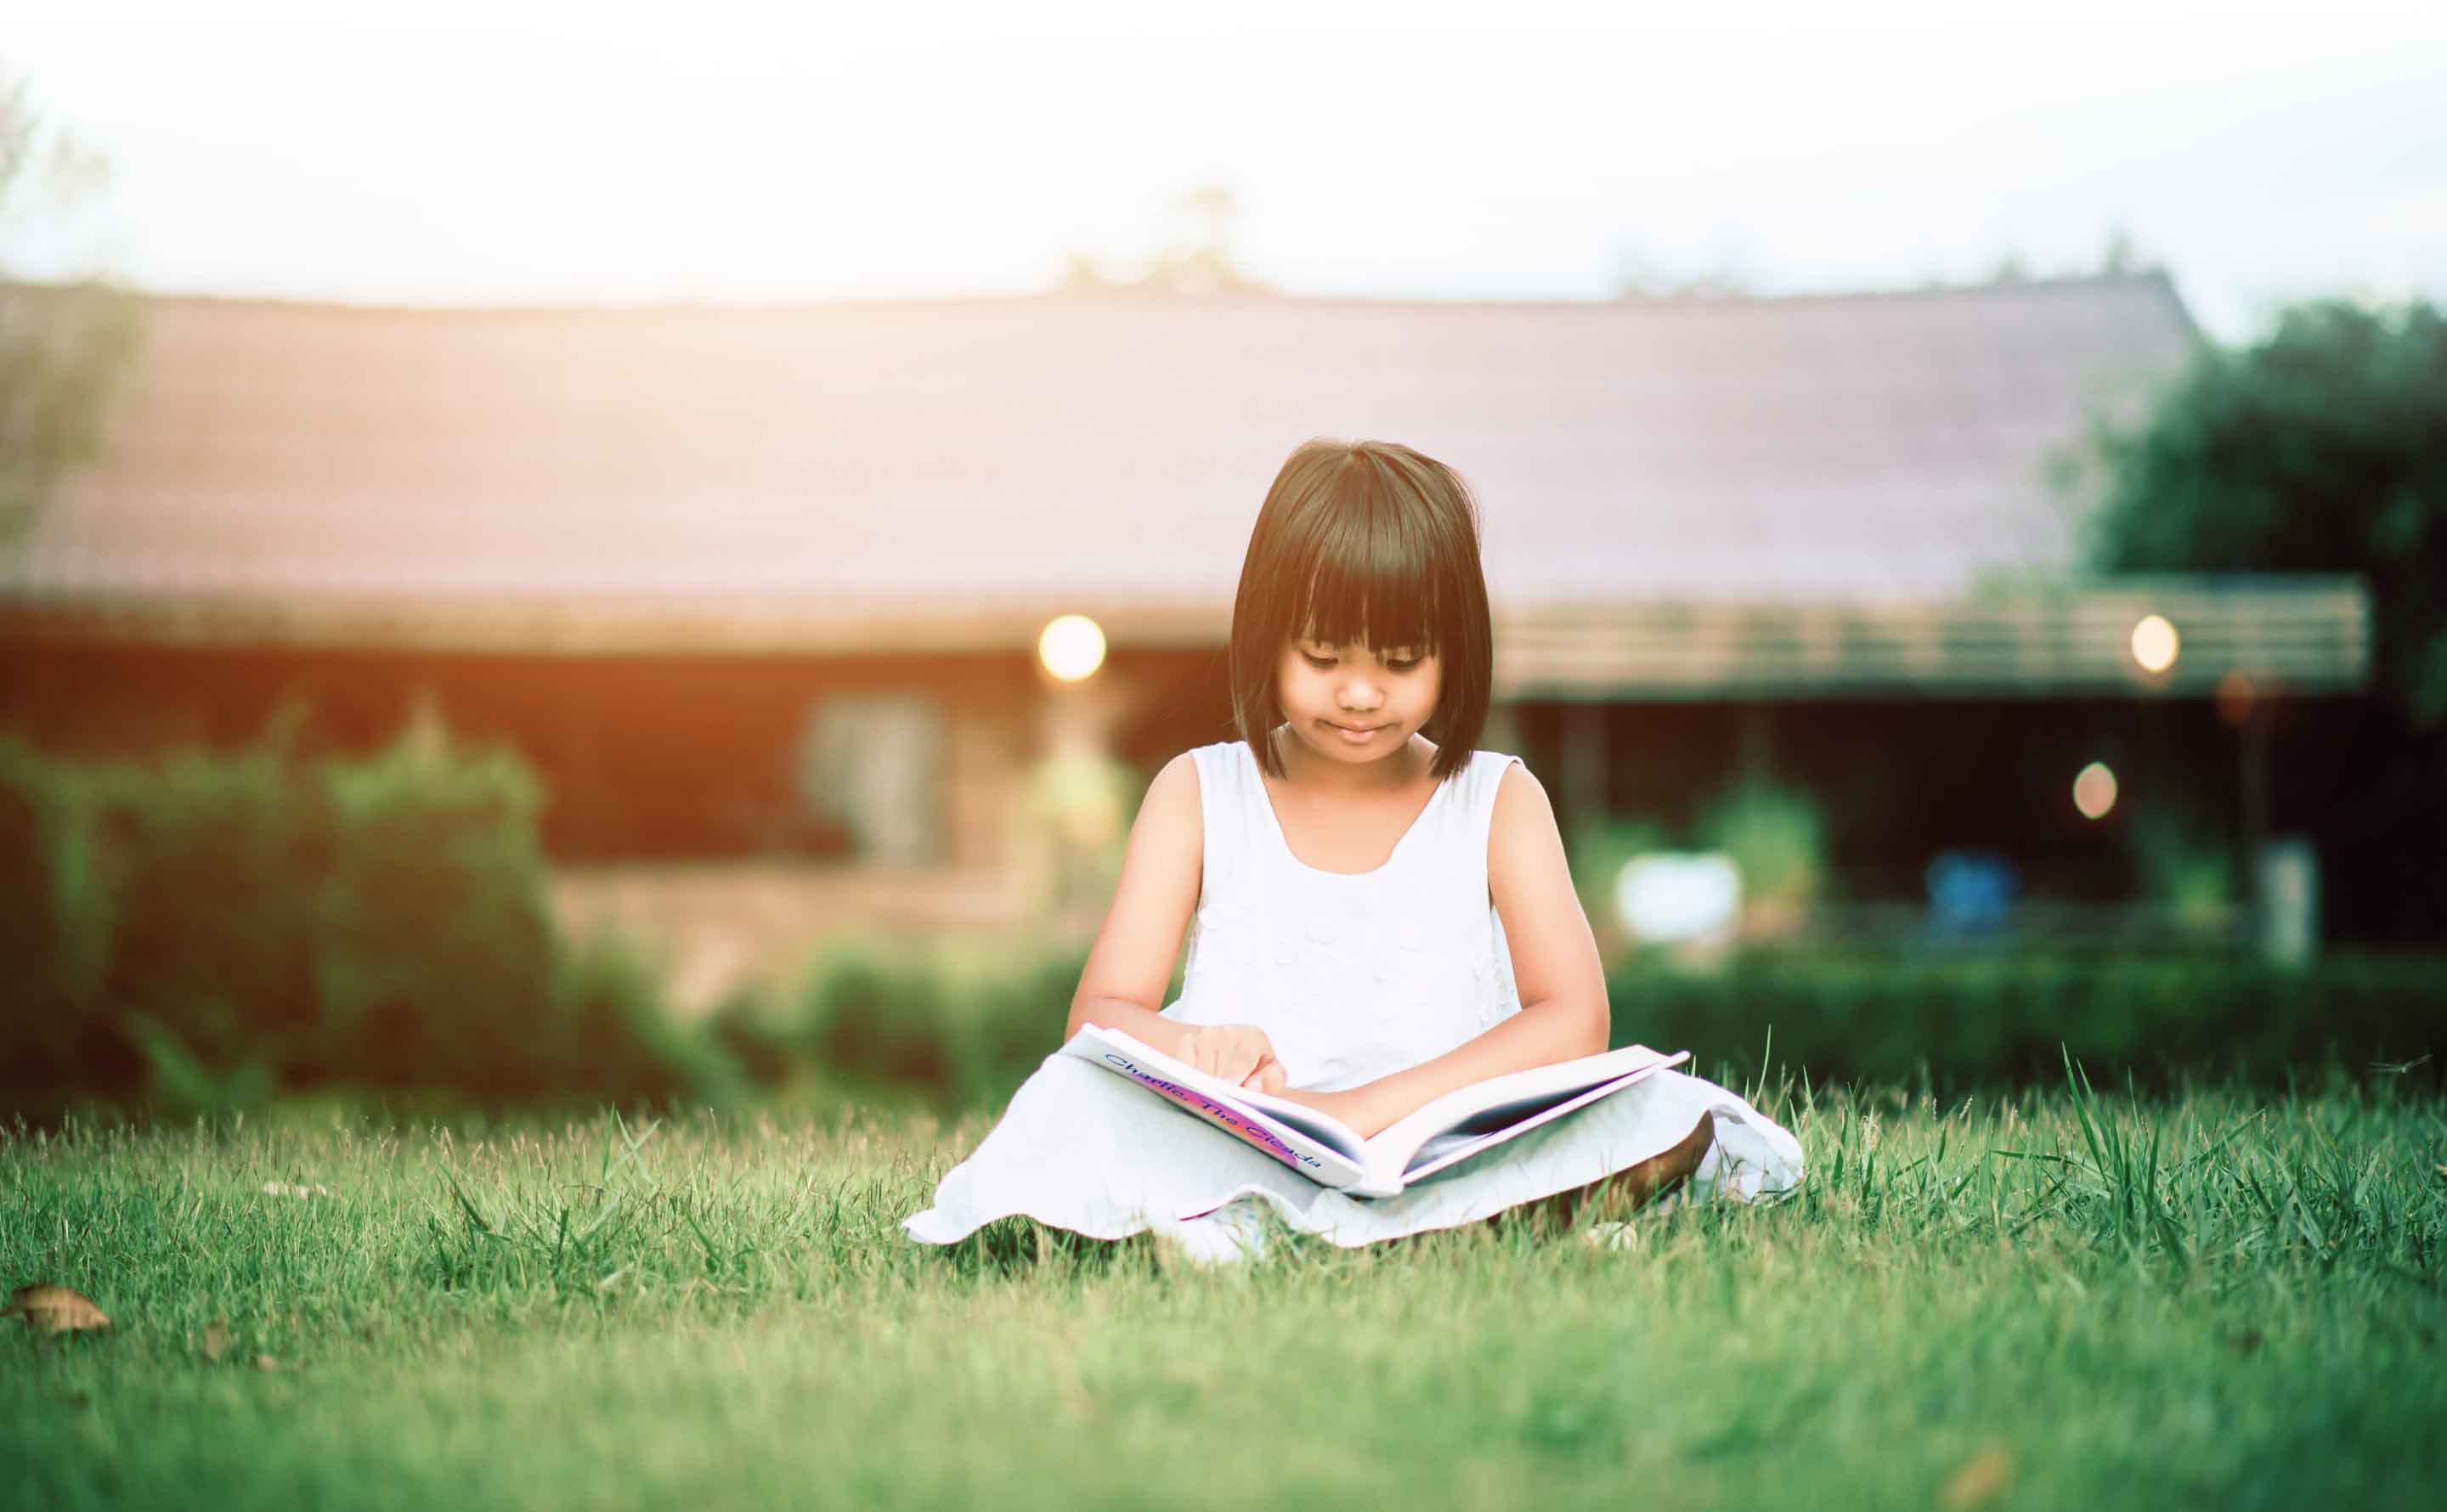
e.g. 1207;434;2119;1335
3;274;2202;626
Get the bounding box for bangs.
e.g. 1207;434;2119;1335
1280;452;1458;655
1288;533;1450;657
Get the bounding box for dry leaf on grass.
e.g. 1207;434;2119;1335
254;1354;289;1372
200;1319;232;1362
1940;1442;2014;1509
3;1285;111;1336
263;1182;332;1199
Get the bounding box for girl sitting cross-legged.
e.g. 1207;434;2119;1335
904;438;1805;1261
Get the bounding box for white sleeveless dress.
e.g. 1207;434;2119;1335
902;741;1805;1261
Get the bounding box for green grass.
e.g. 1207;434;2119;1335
4;1067;2444;1511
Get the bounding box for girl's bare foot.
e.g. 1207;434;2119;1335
1605;1111;1717;1214
1505;1111;1717;1239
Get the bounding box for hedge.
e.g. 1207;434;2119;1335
1604;951;2447;1095
1;721;744;1114
11;719;2443;1116
742;942;2447;1111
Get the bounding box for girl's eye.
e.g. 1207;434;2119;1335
1303;651;1420;671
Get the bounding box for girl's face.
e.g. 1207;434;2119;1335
1274;634;1443;767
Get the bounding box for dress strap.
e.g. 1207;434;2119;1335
1458;748;1525;862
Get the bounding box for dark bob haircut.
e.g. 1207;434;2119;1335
1229;437;1494;781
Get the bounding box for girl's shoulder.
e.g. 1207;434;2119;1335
1182;739;1299;790
1478;751;1565;855
1177;740;1246;789
1458;744;1524;776
1151;742;1253;821
1452;745;1528;801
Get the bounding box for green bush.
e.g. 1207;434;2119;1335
773;934;1086;1109
544;926;749;1108
1697;777;1829;926
0;737;112;1082
2;719;741;1112
1605;951;2447;1093
1563;778;1832;946
17;714;2441;1114
314;725;557;1092
766;937;2447;1109
2128;807;2241;939
93;719;330;1084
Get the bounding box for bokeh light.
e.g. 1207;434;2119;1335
1614;854;1743;944
2073;761;2119;821
2130;614;2180;674
1037;614;1107;682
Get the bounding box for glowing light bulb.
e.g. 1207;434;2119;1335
2073;762;2119;821
1037;614;1107;681
2130;615;2179;674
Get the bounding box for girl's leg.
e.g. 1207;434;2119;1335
1497;1111;1717;1238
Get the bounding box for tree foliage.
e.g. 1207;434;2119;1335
2081;298;2447;730
2079;297;2447;941
0;69;140;550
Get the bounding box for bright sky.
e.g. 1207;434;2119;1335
8;1;2444;343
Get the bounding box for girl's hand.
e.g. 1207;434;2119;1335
1276;1084;1400;1139
1176;1024;1286;1092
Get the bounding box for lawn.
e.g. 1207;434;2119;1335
4;1068;2443;1510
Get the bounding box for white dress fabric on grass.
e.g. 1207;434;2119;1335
902;741;1805;1260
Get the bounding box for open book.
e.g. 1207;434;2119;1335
1065;1024;1690;1199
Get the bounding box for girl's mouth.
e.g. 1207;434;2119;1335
1326;721;1387;744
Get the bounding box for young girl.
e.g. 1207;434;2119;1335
904;439;1804;1261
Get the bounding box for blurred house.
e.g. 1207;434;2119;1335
0;274;2369;946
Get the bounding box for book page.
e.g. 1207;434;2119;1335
1393;1067;1671;1185
1361;1046;1691;1191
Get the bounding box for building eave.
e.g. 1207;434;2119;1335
0;575;2368;700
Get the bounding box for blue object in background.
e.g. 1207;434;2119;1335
1926;850;2017;936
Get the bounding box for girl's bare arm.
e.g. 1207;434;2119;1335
1285;764;1610;1137
1063;753;1206;1060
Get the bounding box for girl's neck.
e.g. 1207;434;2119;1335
1269;725;1437;795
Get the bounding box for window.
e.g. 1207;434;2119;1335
795;691;946;865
